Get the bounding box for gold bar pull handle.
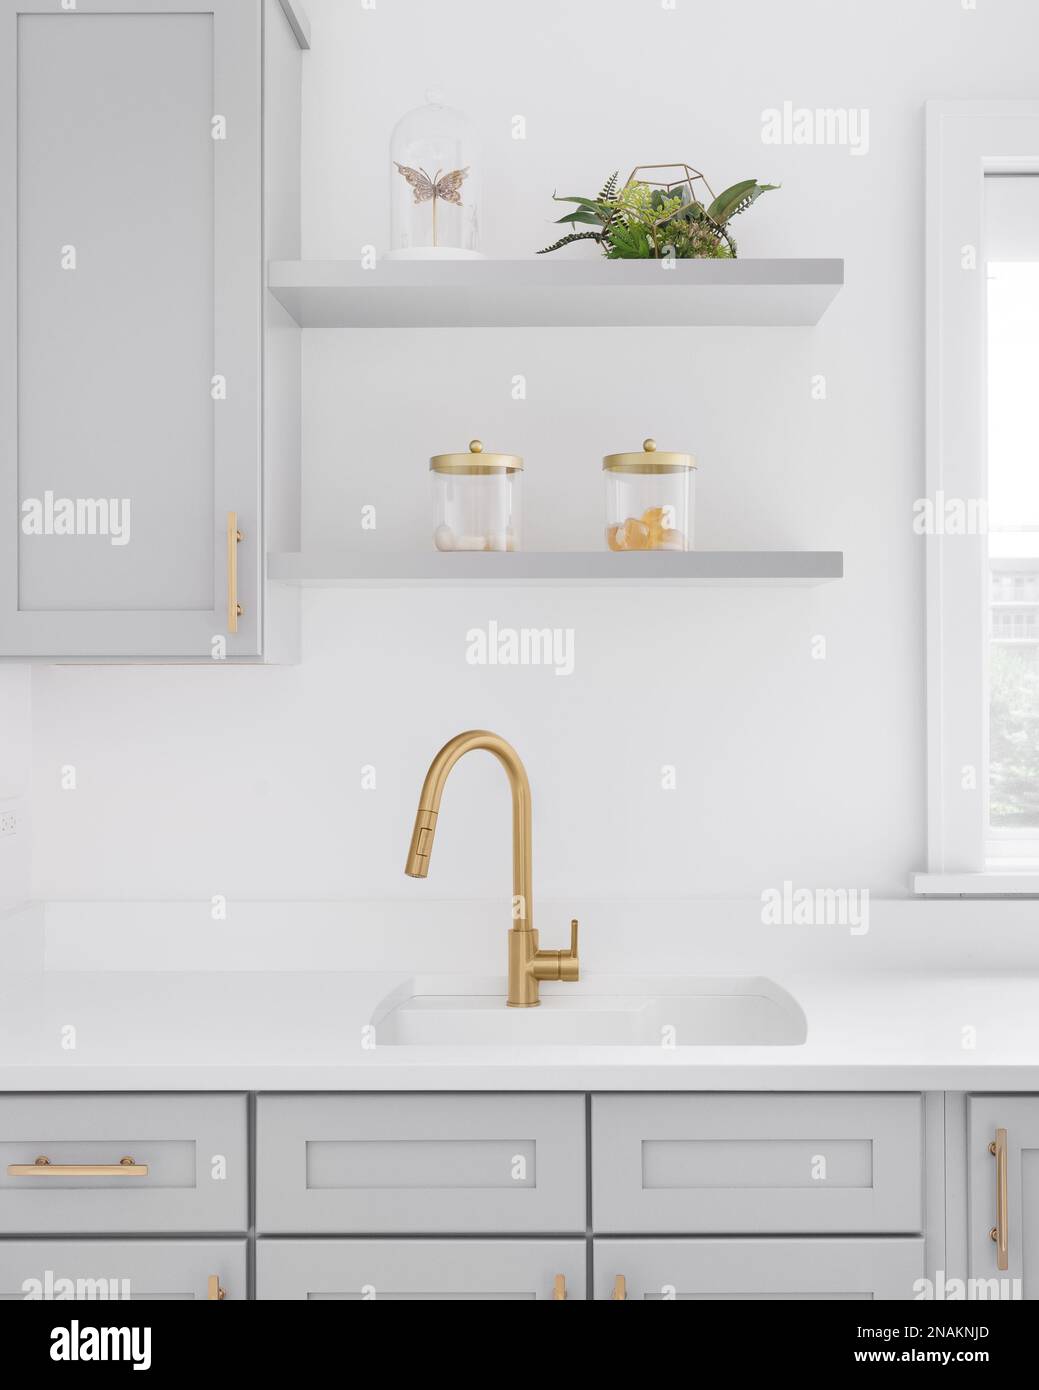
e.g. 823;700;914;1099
227;511;242;634
207;1275;226;1301
611;1274;627;1301
7;1155;148;1177
551;1274;567;1301
989;1128;1009;1271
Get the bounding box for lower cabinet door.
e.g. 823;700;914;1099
257;1239;587;1301
0;1240;246;1301
594;1238;925;1300
967;1096;1039;1298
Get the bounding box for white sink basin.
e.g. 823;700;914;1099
372;975;806;1047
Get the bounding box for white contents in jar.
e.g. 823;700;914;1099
433;524;457;552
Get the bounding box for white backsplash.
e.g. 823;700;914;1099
20;0;1039;908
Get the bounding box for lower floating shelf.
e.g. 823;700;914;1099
268;551;843;587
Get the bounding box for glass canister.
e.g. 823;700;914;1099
431;440;522;552
389;92;481;259
603;438;696;551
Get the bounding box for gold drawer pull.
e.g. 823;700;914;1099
552;1274;567;1301
227;511;243;634
611;1275;627;1301
207;1275;226;1301
8;1155;148;1177
989;1128;1009;1271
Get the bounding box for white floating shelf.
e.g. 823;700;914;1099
269;551;844;587
267;258;844;328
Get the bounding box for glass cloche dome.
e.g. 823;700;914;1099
388;91;481;259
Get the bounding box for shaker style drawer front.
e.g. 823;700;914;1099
257;1239;586;1301
591;1093;923;1234
0;1094;247;1233
255;1094;586;1233
0;1240;246;1302
593;1237;925;1301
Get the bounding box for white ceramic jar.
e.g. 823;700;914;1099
430;440;522;552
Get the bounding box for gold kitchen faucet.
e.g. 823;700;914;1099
405;730;580;1007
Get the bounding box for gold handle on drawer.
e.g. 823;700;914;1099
611;1275;627;1301
227;511;243;634
207;1275;226;1301
7;1155;148;1177
989;1128;1009;1271
552;1274;567;1301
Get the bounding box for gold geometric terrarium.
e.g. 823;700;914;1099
625;163;718;214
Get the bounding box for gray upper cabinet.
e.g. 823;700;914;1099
0;0;303;659
968;1096;1039;1298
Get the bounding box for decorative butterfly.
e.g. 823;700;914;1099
394;163;469;206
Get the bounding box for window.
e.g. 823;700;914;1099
919;103;1039;894
986;176;1039;863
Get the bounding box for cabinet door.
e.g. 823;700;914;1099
968;1096;1039;1298
0;1240;246;1300
257;1239;587;1301
0;0;261;658
256;1093;586;1234
592;1093;923;1234
0;1093;248;1233
594;1238;925;1301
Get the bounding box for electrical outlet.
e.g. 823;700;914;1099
0;811;17;837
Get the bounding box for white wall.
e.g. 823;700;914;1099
0;666;32;911
27;0;1039;904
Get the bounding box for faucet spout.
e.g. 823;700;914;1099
404;730;579;1007
404;730;533;932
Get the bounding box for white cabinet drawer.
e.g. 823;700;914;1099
594;1237;925;1300
257;1238;586;1300
256;1094;586;1234
0;1094;247;1233
592;1093;923;1234
0;1240;246;1301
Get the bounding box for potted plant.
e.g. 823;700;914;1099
538;164;777;259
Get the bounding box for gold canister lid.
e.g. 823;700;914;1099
430;439;523;475
603;438;697;474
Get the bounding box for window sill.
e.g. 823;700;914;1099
912;872;1039;897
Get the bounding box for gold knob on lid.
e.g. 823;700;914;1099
431;440;522;474
603;438;696;473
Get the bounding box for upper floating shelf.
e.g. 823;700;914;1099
267;258;844;329
269;551;844;587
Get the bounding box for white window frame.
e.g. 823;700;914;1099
916;101;1039;896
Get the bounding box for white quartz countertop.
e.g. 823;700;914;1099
2;900;1039;1091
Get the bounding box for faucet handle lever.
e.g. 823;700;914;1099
528;919;580;986
566;919;579;961
557;918;579;982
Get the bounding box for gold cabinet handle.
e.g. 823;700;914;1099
611;1275;627;1301
7;1155;148;1177
227;511;243;633
552;1274;567;1301
207;1275;226;1301
989;1128;1009;1271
